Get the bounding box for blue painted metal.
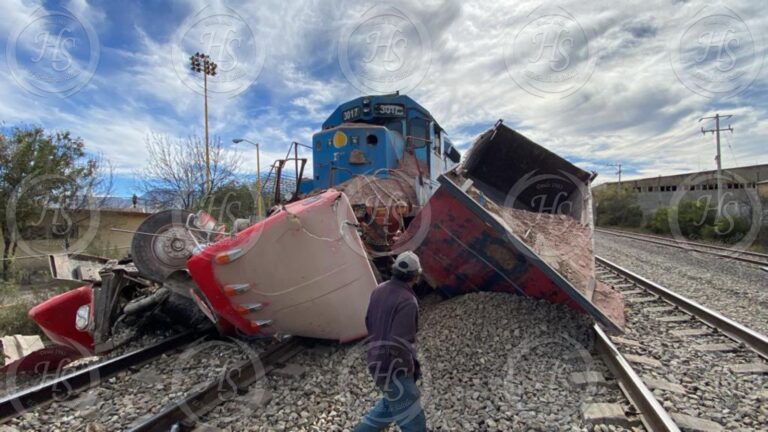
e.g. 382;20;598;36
310;93;442;189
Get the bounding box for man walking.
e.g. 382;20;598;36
353;251;426;432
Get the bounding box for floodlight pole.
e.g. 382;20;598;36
204;71;210;196
190;52;218;198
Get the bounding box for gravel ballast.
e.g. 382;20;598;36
594;250;768;431
6;337;266;431
595;232;768;335
0;328;178;399
201;292;641;431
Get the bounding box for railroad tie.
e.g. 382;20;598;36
569;371;607;387
602;278;625;284
643;306;676;314
581;403;631;428
623;353;662;368
728;363;768;374
641;375;686;394
656;314;692;323
693;343;739;353
619;289;644;296
610;336;643;349
669;328;712;337
628;295;659;304
670;412;724;432
271;363;307;378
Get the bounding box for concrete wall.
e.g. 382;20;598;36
594;164;768;217
1;209;150;277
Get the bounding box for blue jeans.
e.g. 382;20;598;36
353;374;426;432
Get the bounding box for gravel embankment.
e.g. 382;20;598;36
595;232;768;335
595;268;768;430
202;293;642;431
6;337;266;431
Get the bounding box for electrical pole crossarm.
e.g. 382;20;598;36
698;113;734;218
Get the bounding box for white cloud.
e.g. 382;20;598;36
0;0;766;193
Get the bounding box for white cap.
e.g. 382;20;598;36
393;251;422;274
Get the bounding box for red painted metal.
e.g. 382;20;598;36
186;189;345;336
27;285;95;353
397;176;622;333
402;186;581;307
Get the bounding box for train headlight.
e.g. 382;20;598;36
75;304;90;331
333;131;348;148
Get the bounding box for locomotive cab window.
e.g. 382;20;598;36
408;118;429;148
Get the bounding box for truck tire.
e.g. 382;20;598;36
131;209;194;282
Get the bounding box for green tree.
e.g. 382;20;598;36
206;181;261;226
594;186;644;227
0;127;104;280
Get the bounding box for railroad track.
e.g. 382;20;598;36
595;228;768;266
595;256;768;431
0;330;200;424
127;337;305;431
2;332;303;431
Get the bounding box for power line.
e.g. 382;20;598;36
724;133;739;167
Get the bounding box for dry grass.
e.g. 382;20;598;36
0;283;44;337
0;280;78;338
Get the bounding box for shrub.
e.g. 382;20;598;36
646;207;671;234
711;216;751;242
594;187;644;228
675;200;715;239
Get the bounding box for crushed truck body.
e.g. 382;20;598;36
395;121;625;332
15;95;623;373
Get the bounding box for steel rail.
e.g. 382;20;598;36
127;337;305;432
595;228;768;266
596;256;768;361
0;330;200;423
593;324;680;432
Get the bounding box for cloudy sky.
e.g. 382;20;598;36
1;0;766;195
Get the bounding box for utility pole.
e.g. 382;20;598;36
606;163;622;189
232;138;264;219
190;52;218;197
699;113;733;217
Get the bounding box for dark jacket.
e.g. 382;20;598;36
365;278;419;386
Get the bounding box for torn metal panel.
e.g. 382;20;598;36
49;253;110;282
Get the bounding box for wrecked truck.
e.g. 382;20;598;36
17;94;623;370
